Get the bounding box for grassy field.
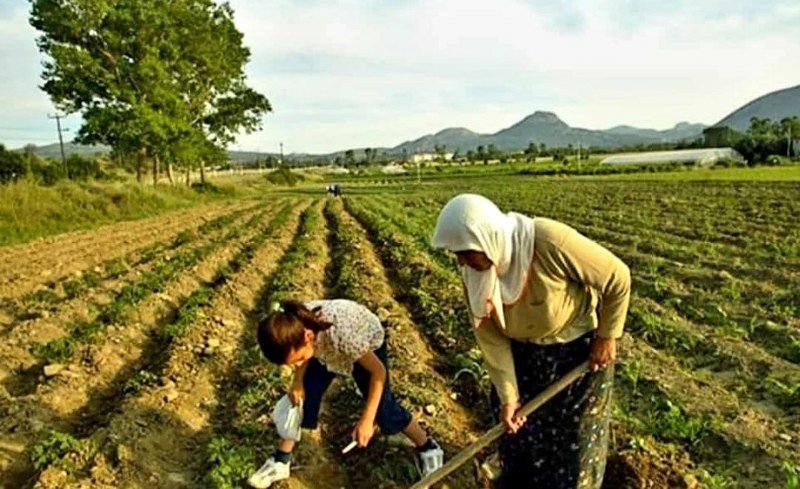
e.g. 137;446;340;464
0;166;798;488
0;177;265;247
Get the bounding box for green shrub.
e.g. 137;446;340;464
0;145;28;184
29;430;83;471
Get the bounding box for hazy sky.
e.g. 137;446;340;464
1;0;798;153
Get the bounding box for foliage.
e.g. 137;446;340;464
29;0;270;178
204;436;256;489
784;462;800;489
29;430;84;471
0;144;27;184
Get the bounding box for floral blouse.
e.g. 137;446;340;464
304;299;385;375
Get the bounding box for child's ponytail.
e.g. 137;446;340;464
257;300;332;364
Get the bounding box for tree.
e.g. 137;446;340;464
476;145;487;164
524;142;539;162
487;144;502;161
29;0;269;185
0;145;27;184
780;116;800;157
434;144;447;162
344;149;356;167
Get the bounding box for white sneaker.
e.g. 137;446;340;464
417;440;445;477
247;457;290;488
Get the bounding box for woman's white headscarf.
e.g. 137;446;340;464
431;194;535;330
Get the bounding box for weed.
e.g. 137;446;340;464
104;258;129;278
204;436;256;489
123;369;159;394
29;430;83;472
783;462;800;489
34;336;77;362
647;398;712;447
23;288;60;306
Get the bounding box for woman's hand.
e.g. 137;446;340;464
288;382;305;405
352;418;376;447
501;402;527;434
589;337;616;372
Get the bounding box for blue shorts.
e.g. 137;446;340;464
300;341;412;435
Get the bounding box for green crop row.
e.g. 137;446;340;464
32;205;275;363
204;202;317;489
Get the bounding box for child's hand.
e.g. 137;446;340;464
352;418;375;448
289;383;305;405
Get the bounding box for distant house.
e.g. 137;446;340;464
410;153;454;163
381;164;408;175
600;148;745;166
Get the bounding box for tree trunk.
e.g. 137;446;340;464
152;154;160;186
136;147;147;183
200;160;206;184
166;161;175;185
185;166;191;186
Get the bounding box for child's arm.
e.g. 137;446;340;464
289;362;309;404
353;351;387;447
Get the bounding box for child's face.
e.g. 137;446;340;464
285;330;315;368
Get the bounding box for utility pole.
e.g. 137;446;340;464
279;142;284;166
577;142;581;171
48;113;69;178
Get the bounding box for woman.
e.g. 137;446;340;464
432;194;630;488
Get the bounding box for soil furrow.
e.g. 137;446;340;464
28;200;306;488
0;201;256;301
0;203;283;486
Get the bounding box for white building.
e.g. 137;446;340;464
410;152;454;163
600;148;745;166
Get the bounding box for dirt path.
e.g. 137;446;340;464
0;201;254;301
0;204;280;486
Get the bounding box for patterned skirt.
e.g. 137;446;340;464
494;331;613;489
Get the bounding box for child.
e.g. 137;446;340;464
248;299;444;488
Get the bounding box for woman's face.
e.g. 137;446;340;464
455;250;493;271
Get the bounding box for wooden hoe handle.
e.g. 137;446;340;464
410;361;590;489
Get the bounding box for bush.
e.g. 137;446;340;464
0;145;27;184
28;160;67;185
65;154;104;180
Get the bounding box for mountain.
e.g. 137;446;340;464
392;127;483;154
16;142;111;159
390;111;706;154
606;121;707;142
13;113;710;162
715;84;800;132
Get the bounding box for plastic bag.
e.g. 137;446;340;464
271;394;303;442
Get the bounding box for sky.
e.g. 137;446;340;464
0;0;798;154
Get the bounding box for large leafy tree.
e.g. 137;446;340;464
30;0;270;184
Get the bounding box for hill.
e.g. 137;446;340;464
390;111;706;154
715;84;800;131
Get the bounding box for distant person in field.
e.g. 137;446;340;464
327;183;342;196
248;299;444;488
432;194;630;489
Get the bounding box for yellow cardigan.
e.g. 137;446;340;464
473;217;631;405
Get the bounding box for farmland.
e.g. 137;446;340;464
0;168;798;488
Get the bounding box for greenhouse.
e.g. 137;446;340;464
600;147;745;166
